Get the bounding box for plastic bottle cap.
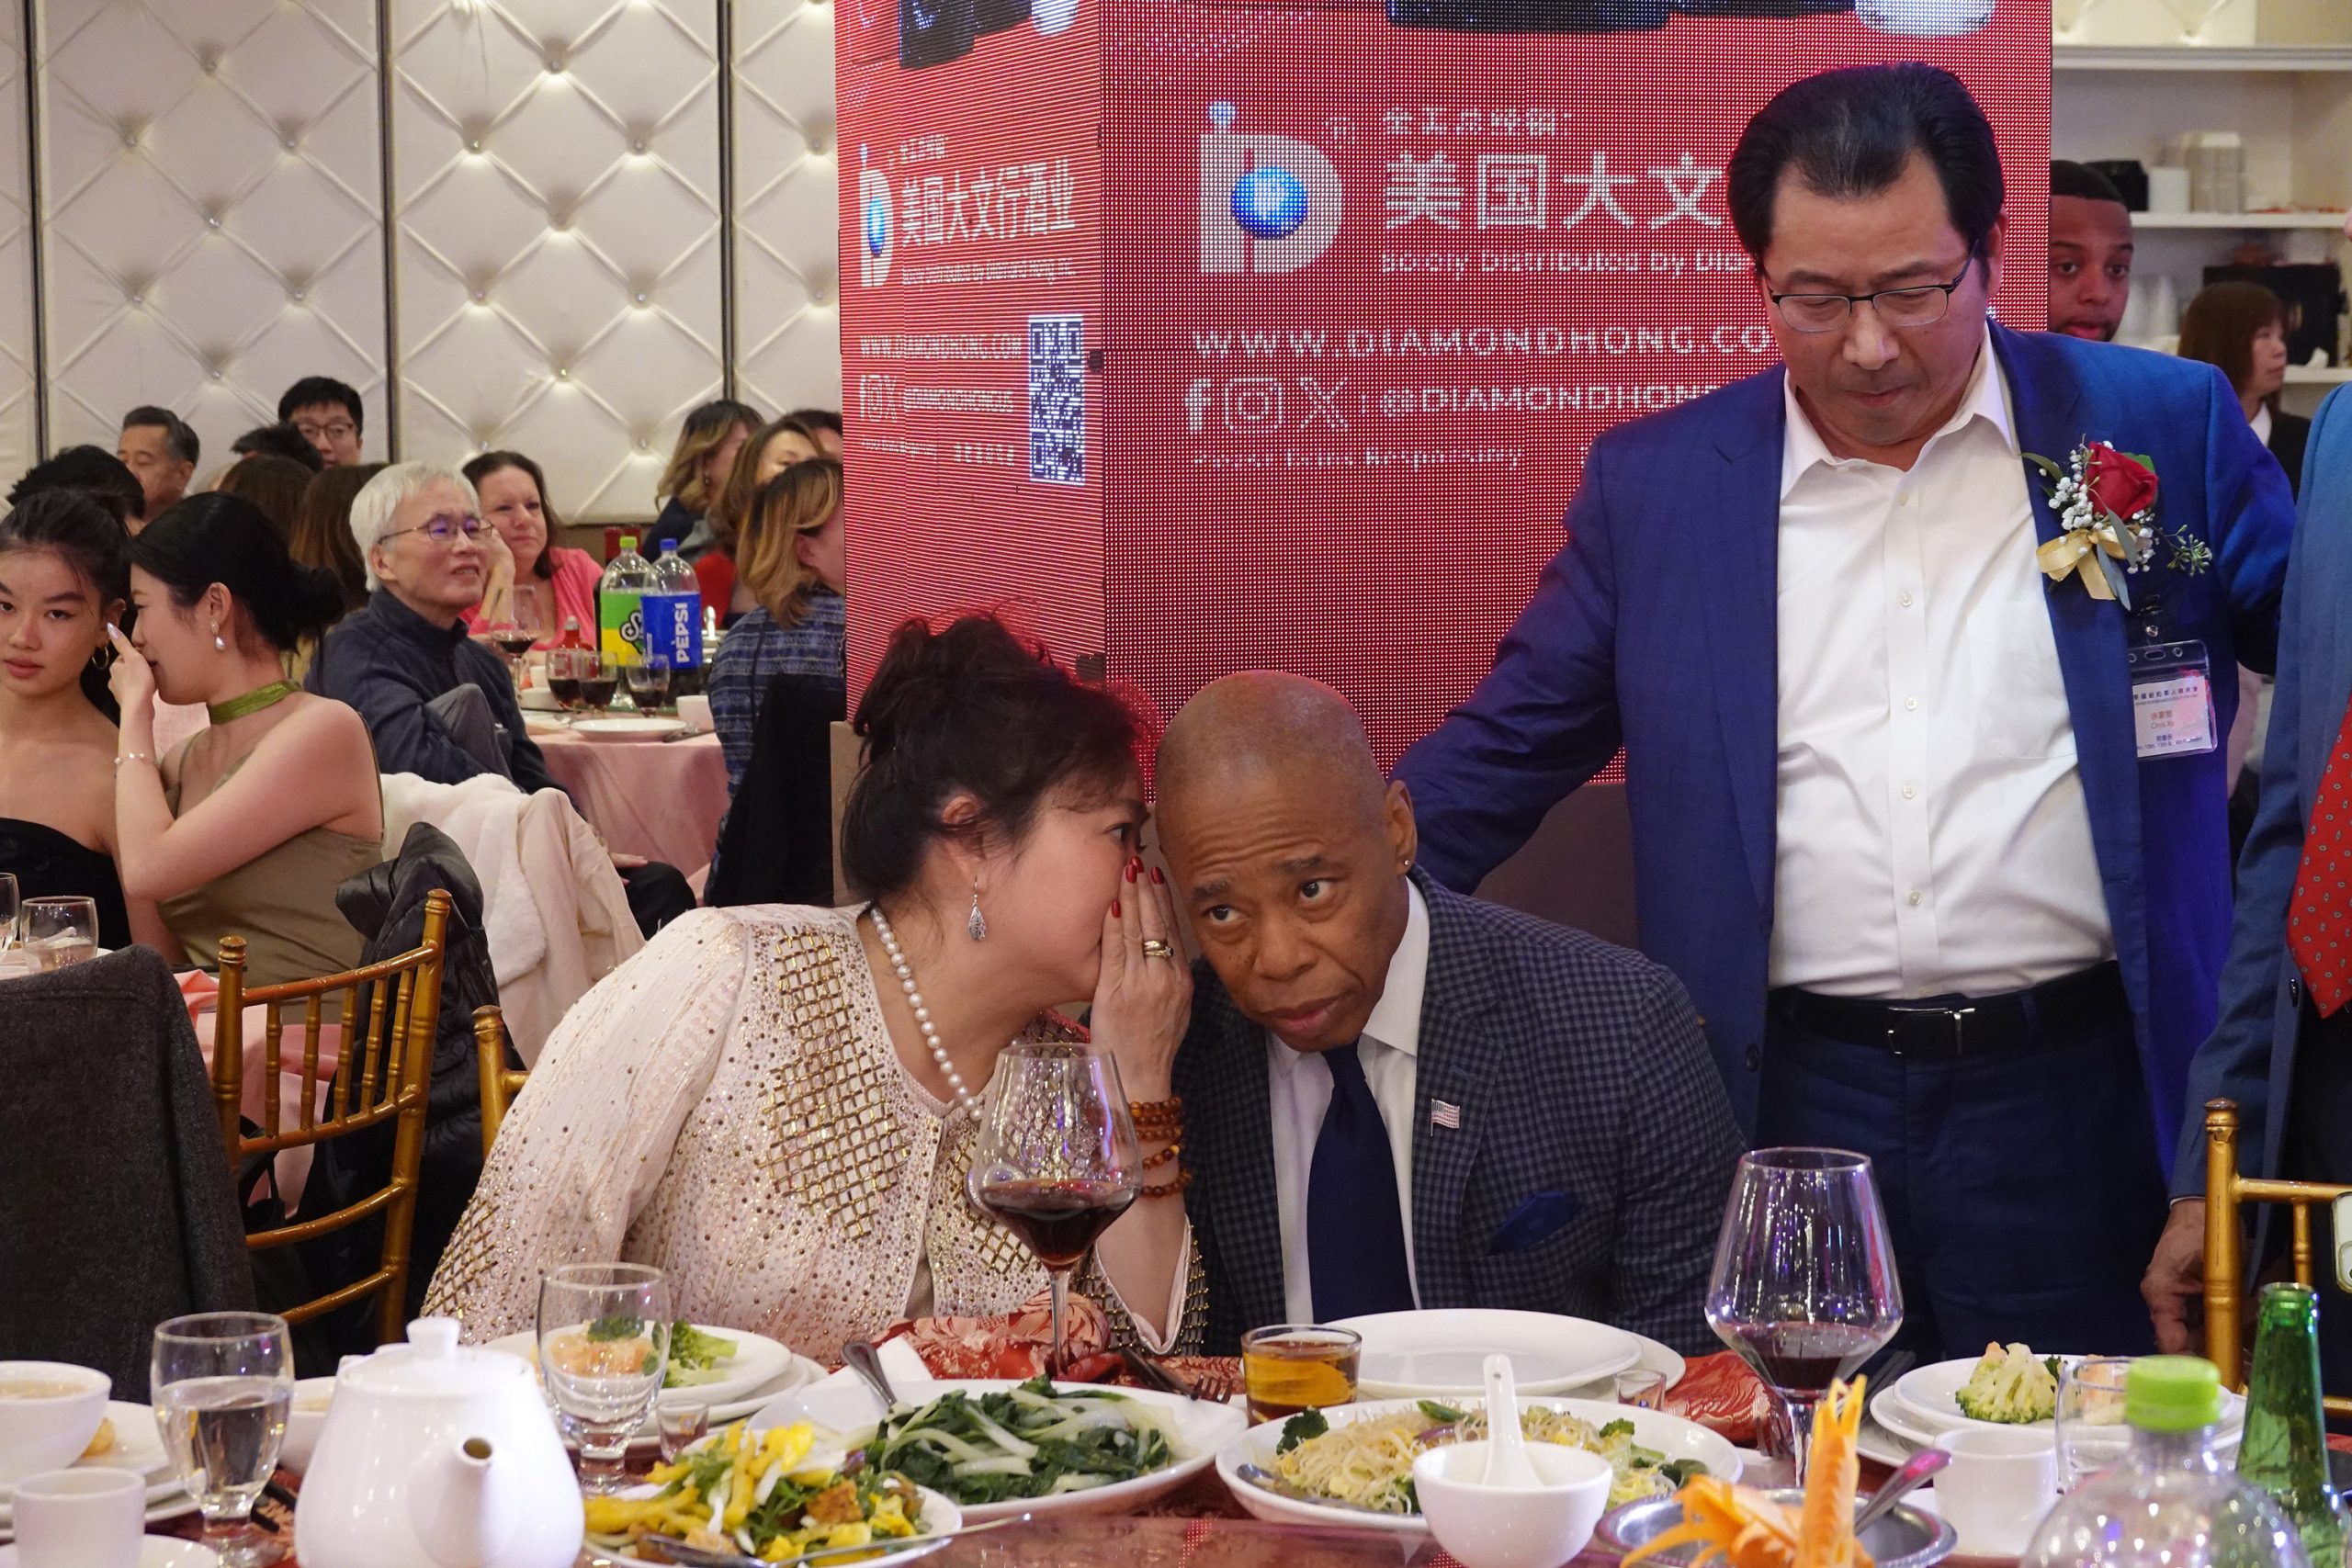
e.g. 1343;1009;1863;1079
660;539;677;552
2126;1355;2224;1432
620;536;639;552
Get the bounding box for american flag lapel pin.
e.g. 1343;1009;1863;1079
1430;1100;1462;1130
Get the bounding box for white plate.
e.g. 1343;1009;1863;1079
1329;1309;1645;1399
600;1481;961;1567
1215;1394;1741;1535
572;716;686;742
1859;1408;1916;1469
1870;1382;2242;1462
0;1539;217;1566
747;1377;1248;1523
1893;1357;2245;1438
487;1325;808;1414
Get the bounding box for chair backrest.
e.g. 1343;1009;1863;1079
472;1004;527;1159
2199;1097;2352;1416
212;889;451;1348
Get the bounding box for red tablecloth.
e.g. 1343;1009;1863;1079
531;723;729;877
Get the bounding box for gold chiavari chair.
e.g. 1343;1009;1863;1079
212;889;451;1349
2199;1096;2352;1416
472;1004;527;1159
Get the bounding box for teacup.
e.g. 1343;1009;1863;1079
12;1467;143;1568
1411;1439;1613;1568
1933;1427;2059;1556
0;1362;110;1483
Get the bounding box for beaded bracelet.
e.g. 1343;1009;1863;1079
1142;1140;1182;1170
1140;1167;1193;1200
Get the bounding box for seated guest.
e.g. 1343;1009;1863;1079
110;493;382;987
1159;674;1744;1354
424;614;1200;1356
214;454;311;542
290;463;383;616
0;492;174;952
786;408;844;457
708;458;845;796
8;446;144;529
2182;280;2309;498
459;451;598;646
311;462;695;937
116;407;198;530
695;416;822;622
278;376;365;468
651;398;760;560
229;423;323;474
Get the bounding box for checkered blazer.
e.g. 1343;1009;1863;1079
1173;872;1744;1356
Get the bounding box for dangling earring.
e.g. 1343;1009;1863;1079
967;886;988;942
211;624;225;653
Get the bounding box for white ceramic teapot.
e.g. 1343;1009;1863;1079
294;1317;583;1568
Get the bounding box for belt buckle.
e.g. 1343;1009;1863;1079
1883;1003;1977;1057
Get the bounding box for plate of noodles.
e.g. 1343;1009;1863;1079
1214;1395;1741;1534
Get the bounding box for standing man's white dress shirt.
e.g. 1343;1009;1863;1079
1264;881;1429;1324
1770;328;2116;999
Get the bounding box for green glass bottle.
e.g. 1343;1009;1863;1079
2241;1282;2349;1566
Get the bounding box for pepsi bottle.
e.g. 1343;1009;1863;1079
1386;0;1666;31
900;0;974;68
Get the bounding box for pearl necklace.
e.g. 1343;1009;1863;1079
868;904;1003;1115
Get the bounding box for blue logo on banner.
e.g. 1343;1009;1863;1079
1230;167;1309;240
865;195;891;257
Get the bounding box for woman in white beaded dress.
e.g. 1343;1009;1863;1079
425;615;1201;1356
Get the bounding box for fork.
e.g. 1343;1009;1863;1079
1120;1348;1239;1403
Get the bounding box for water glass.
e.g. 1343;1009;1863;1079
20;896;96;973
152;1312;294;1568
537;1264;670;1495
0;871;18;958
1615;1369;1668;1410
2055;1356;2133;1491
1704;1147;1902;1483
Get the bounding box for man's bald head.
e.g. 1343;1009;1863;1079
1155;673;1418;1054
1159;672;1388;829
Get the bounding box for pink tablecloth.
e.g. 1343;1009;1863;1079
531;723;729;876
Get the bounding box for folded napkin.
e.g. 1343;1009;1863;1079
1665;1350;1770;1447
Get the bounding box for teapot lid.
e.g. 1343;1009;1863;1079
343;1317;529;1399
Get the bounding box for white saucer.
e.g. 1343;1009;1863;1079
0;1541;219;1565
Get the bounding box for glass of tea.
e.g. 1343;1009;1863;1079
1240;1325;1362;1424
967;1043;1142;1373
20;897;99;973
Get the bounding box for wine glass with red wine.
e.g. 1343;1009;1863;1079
967;1042;1143;1373
1704;1147;1902;1483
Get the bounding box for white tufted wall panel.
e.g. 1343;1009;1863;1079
390;0;725;521
0;8;35;482
731;0;837;421
36;0;387;468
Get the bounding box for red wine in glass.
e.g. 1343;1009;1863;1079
548;676;582;708
1723;1321;1883;1395
974;1178;1136;1269
578;677;617;712
492;632;538;660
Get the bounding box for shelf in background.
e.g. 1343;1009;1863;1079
2284;367;2352;385
2132;211;2349;229
2054;44;2352;72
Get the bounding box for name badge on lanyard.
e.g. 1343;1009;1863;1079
2128;639;2217;760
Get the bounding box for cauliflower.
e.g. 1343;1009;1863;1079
1952;1343;2062;1424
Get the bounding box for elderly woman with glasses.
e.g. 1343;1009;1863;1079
304;460;567;795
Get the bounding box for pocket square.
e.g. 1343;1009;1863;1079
1487;1190;1578;1256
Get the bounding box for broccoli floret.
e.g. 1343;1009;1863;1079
1952;1342;2060;1424
1276;1409;1329;1455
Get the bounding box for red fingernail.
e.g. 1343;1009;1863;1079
1112;899;1122;919
1125;861;1138;883
1150;865;1165;886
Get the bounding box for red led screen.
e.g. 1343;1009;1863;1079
840;0;2051;766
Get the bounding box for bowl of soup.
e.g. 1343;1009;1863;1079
0;1362;110;1482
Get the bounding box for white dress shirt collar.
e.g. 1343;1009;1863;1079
1780;326;2016;501
1360;878;1430;1057
2252;402;2274;447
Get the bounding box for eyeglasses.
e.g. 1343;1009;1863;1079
294;420;356;442
1765;257;1975;334
384;513;488;545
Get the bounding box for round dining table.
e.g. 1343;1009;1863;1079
529;718;730;877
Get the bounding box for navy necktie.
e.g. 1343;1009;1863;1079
1306;1042;1416;1320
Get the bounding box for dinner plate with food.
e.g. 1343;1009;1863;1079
1215;1393;1741;1534
1891;1344;2245;1438
485;1322;819;1419
585;1417;963;1566
747;1374;1248;1522
1328;1309;1645;1400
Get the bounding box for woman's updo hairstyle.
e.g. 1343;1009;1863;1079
132;491;346;655
842;615;1145;901
0;490;130;716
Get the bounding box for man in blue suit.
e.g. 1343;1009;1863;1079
1396;63;2294;1359
2147;368;2352;1372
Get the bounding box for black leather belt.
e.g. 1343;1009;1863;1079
1769;962;2127;1060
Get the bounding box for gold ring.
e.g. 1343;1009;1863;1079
1139;939;1177;961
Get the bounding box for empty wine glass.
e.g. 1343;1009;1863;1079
21;895;99;972
967;1043;1143;1373
537;1263;670;1495
0;872;18;960
152;1312;294;1568
1704;1147;1903;1482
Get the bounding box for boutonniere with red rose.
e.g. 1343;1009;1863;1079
2026;440;2211;609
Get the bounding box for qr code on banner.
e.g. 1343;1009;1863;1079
1028;313;1084;486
